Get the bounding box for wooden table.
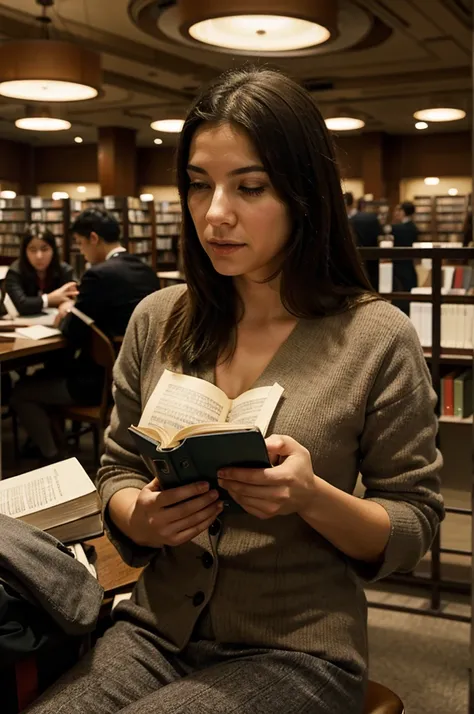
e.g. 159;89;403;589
85;534;143;600
0;335;67;476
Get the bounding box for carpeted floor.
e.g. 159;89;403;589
367;602;469;713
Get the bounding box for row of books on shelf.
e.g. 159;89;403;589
441;369;472;418
410;302;473;349
129;224;153;237
156;223;180;235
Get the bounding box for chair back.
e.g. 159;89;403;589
88;324;116;425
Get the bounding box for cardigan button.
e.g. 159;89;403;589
193;591;205;607
201;553;214;569
209;519;221;536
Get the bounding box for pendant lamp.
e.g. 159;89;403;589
177;0;338;53
0;0;101;102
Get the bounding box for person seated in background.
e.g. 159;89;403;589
3;225;77;315
390;201;419;314
11;209;161;464
344;193;381;291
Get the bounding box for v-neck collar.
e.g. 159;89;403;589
198;318;308;397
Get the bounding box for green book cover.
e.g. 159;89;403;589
454;370;473;418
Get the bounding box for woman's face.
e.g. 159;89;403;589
187;122;291;282
26;238;54;273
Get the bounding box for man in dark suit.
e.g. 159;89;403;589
391;201;419;314
11;209;161;462
344;193;381;291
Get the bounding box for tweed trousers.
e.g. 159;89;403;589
24;617;365;714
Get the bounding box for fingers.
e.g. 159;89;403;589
265;434;301;459
162;489;220;524
142;477;161;492
218;479;282;501
157;481;211;507
166;505;223;547
233;495;279;520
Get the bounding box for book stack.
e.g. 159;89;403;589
440;370;473;419
0;457;103;543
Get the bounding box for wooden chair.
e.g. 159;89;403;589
364;680;405;714
56;323;116;468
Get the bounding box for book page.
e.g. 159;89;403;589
0;458;95;519
139;370;230;441
227;382;284;435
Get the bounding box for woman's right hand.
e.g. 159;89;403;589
129;480;223;548
47;281;79;307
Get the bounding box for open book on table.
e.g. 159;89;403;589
129;370;282;503
0;457;103;543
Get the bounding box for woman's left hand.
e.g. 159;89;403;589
217;434;319;519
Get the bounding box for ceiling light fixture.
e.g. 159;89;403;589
150;119;184;133
424;177;440;186
15;105;71;131
0;1;101;103
77;186;87;193
140;193;154;202
414;108;466;123
325;117;365;131
16;117;71;131
0;190;17;199
74;136;84;143
448;188;459;196
52;191;69;200
154;138;163;145
415;121;428;130
176;0;338;53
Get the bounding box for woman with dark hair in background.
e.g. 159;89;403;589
27;68;443;714
4;225;77;315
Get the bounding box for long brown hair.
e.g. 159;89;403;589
19;225;62;291
161;67;376;370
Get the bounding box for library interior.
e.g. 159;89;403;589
0;2;471;714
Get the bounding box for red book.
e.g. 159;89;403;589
442;371;458;416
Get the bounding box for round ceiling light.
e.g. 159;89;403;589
0;40;101;102
140;193;154;202
424;177;440;186
448;188;459;196
414;108;466;123
74;136;84;143
177;0;337;53
151;119;184;133
415;121;428;130
325;117;365;131
15;116;71;131
0;190;16;199
154;138;163;145
52;192;69;200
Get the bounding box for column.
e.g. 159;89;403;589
98;127;137;196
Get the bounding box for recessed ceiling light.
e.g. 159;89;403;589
448;188;459;196
150;119;184;133
0;190;16;199
15;116;71;131
74;136;83;143
52;191;69;200
139;193;154;202
325;117;365;131
77;186;87;193
154;138;163;145
415;121;428;130
178;0;337;53
424;177;440;186
414;108;466;122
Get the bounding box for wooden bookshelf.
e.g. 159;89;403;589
155;200;181;271
0;195;29;265
125;197;155;267
414;194;469;242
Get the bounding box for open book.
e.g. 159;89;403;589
0;457;103;544
134;369;284;449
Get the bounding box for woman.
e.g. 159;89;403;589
4;226;77;315
27;68;444;714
